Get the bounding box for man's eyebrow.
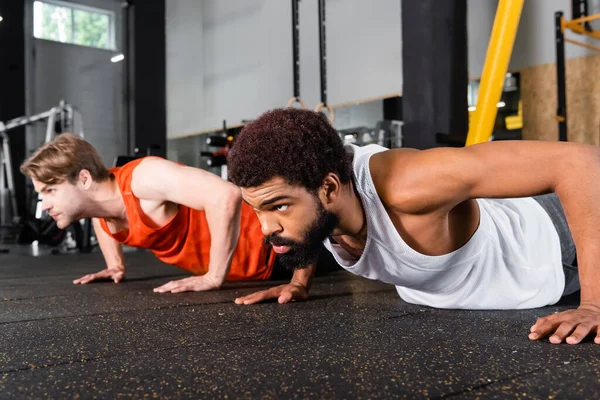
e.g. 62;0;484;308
259;195;291;208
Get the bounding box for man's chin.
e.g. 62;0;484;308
55;219;71;229
277;250;320;271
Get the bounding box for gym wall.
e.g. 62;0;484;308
521;53;600;145
170;0;598;156
165;0;401;140
469;0;600;144
25;0;126;166
469;0;599;76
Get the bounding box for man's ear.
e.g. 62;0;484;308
78;169;93;190
319;173;342;205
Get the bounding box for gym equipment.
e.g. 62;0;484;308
0;100;93;252
201;120;233;180
505;100;523;130
114;155;141;167
313;0;335;125
202;152;228;168
466;0;524;146
0;127;18;229
112;144;162;168
285;97;307;109
314;102;334;125
1;100;83;227
286;0;307;110
555;1;600;141
338;120;403;148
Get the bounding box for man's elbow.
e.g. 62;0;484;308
567;144;600;172
213;184;242;214
555;144;600;192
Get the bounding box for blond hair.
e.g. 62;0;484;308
20;133;110;184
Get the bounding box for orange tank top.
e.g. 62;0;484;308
99;158;274;281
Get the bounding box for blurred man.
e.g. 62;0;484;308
21;133;275;293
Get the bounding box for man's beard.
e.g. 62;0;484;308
265;203;339;271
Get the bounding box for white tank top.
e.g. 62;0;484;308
323;144;565;310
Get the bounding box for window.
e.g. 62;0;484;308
33;0;115;50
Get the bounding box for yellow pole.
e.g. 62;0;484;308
466;0;524;146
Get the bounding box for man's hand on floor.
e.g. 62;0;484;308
234;282;309;305
153;275;222;293
529;303;600;344
73;268;125;284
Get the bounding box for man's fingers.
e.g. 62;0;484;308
531;313;560;332
155;277;221;294
154;278;193;293
278;290;294;304
73;274;95;284
74;269;124;284
242;291;274;305
234;292;264;304
170;285;189;294
236;288;281;305
74;274;97;284
530;321;561;340
154;281;177;293
529;313;569;340
566;324;594;345
549;322;577;344
234;284;308;305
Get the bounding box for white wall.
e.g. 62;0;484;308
326;0;402;105
31;40;125;165
27;0;125;166
165;0;206;140
467;0;497;78
468;0;600;78
166;0;402;138
334;100;384;131
166;0;293;139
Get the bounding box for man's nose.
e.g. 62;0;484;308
260;216;282;237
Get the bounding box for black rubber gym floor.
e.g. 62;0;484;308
1;248;599;399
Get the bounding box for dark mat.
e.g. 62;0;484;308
1;249;598;399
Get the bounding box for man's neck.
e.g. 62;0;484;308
332;181;367;240
84;178;127;222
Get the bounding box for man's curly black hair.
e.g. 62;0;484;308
228;108;353;190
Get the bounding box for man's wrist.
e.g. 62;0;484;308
204;271;225;287
579;286;600;305
290;279;308;290
579;299;600;309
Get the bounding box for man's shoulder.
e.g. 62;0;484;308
368;147;418;187
367;147;434;214
129;157;168;200
129;157;188;203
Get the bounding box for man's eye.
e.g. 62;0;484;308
276;205;288;212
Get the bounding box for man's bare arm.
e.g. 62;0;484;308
372;140;600;344
73;218;125;284
131;158;242;292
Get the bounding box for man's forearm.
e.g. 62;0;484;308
204;195;242;284
555;149;600;303
92;218;126;271
290;264;316;292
